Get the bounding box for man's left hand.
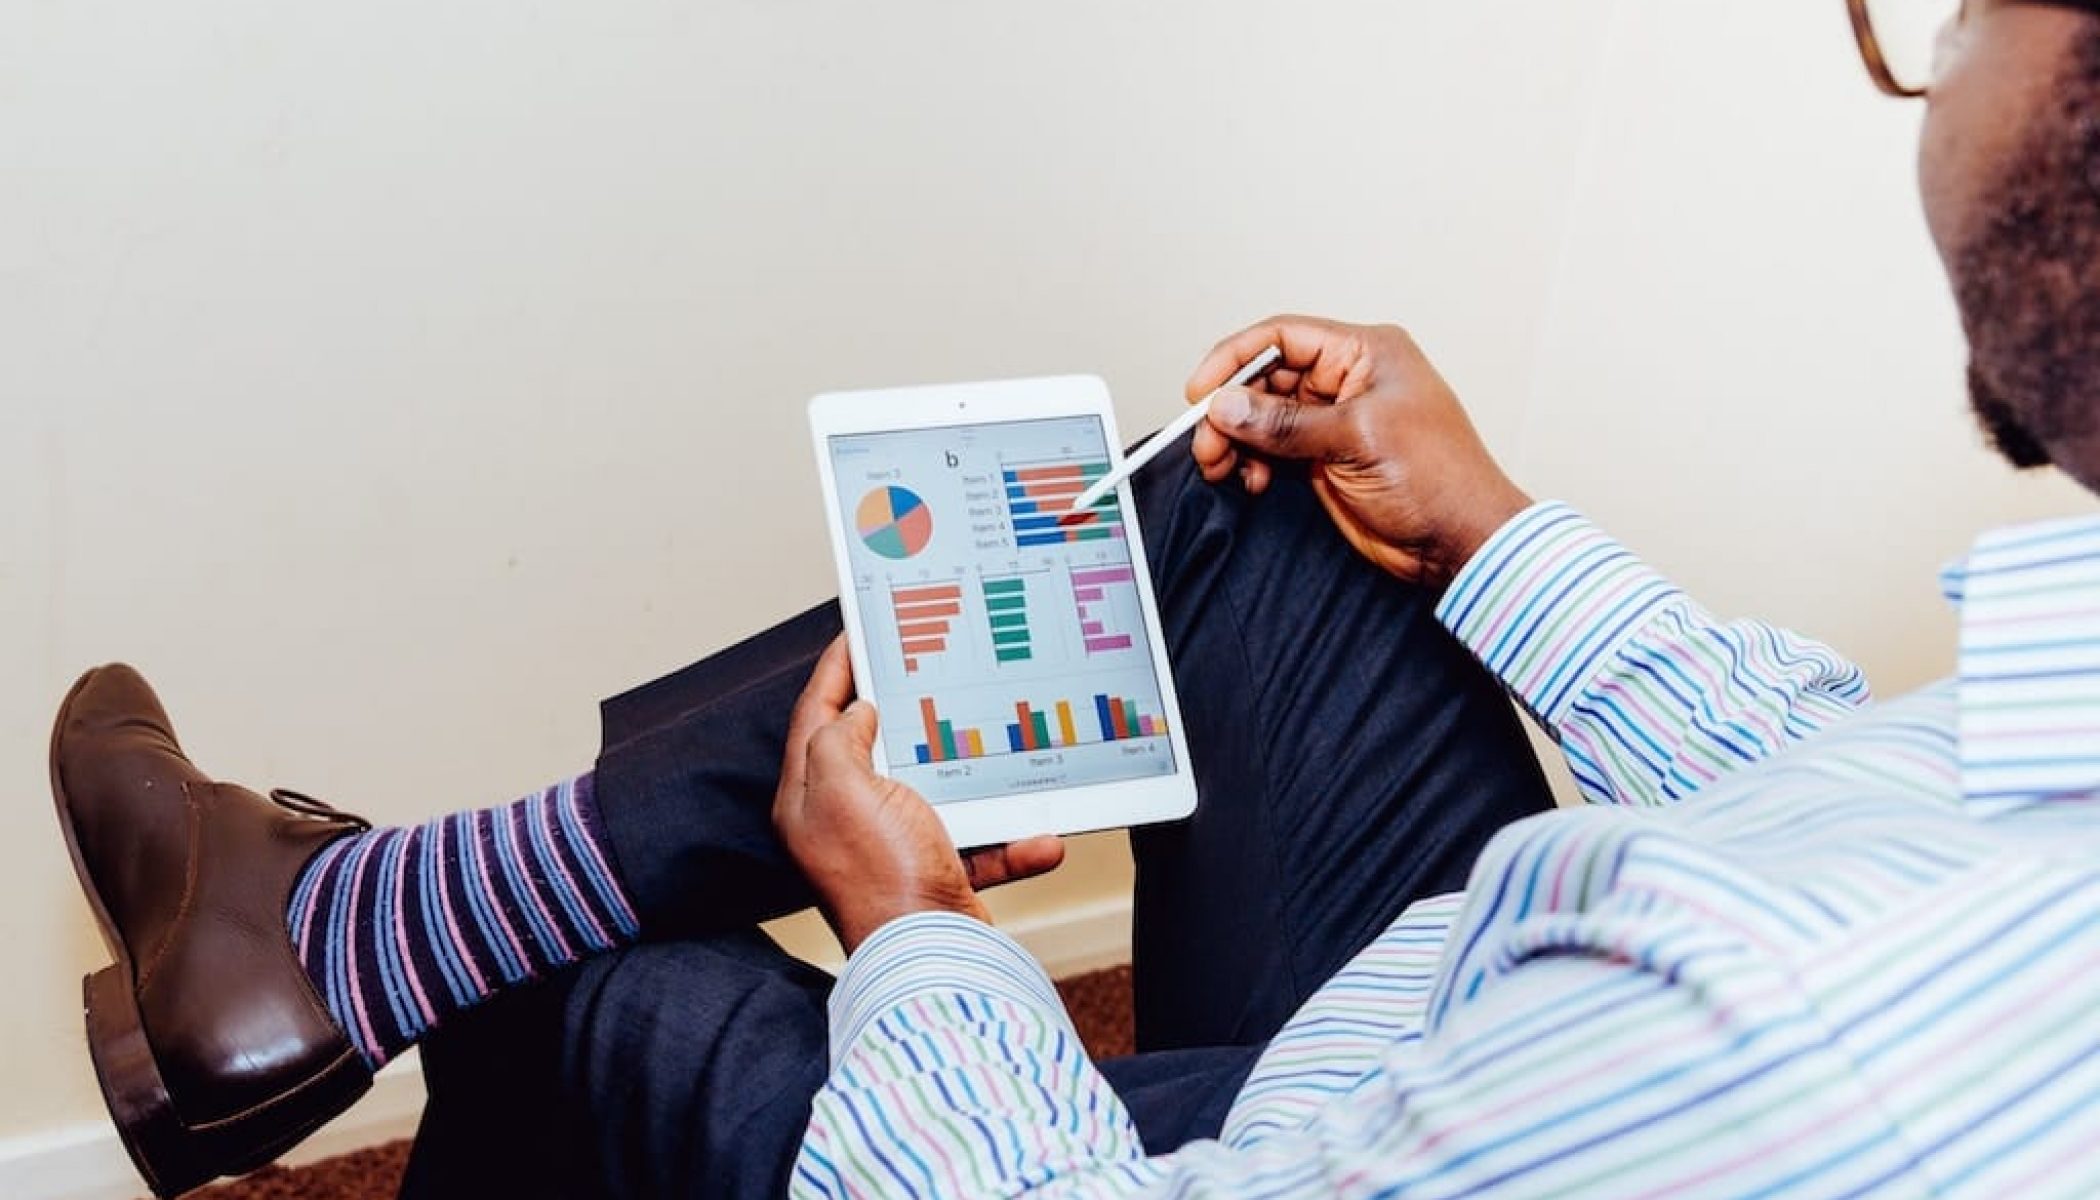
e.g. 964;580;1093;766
773;636;1067;953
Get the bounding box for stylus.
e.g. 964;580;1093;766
1065;345;1284;517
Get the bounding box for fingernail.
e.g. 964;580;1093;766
1211;386;1251;425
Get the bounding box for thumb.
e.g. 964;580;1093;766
1208;386;1352;463
808;699;880;781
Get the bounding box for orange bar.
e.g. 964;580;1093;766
900;638;947;655
894;601;962;621
892;584;964;605
1012;465;1086;483
1056;701;1078;747
897;622;949;639
920;697;944;762
1014;701;1036;750
964;729;985;757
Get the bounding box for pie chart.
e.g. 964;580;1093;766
856;486;934;560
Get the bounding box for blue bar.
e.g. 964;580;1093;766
1095;694;1117;742
1012;514;1067;532
915;745;932;764
1007;725;1026;752
1008;499;1043;515
1016;532;1068;548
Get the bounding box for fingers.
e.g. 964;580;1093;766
1185;315;1357;403
1207;385;1354;464
790;636;856;738
803;698;881;809
962;835;1067;890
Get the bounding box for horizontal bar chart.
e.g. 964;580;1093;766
1070;564;1138;654
982;575;1033;664
892;581;963;674
1003;459;1127;548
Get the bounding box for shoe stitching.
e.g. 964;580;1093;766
134;784;205;994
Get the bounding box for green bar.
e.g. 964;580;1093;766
995;648;1033;663
989;612;1030;629
992;629;1031;646
1074;526;1115;542
938;720;959;761
1079;462;1109;479
982;578;1026;595
1031;711;1053;748
986;595;1028;612
1122;701;1140;736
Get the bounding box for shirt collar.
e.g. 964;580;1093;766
1952;511;2100;813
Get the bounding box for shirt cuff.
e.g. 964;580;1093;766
826;911;1071;1064
1434;501;1683;726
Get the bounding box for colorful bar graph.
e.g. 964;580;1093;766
1092;692;1168;743
893;581;964;674
1003;459;1128;548
982;576;1033;664
915;697;991;764
1070;565;1138;654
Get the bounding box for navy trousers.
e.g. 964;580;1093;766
398;451;1553;1198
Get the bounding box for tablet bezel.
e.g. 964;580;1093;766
808;375;1198;850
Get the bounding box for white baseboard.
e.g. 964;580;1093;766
0;898;1132;1200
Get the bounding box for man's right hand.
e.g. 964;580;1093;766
1188;316;1533;589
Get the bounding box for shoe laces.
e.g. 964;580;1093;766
268;788;374;832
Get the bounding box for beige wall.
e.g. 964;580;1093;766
1;0;2088;1155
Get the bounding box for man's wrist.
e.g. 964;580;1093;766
1434;478;1534;585
833;890;990;955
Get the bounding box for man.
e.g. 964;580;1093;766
46;0;2100;1194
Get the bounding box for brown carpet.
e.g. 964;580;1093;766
180;965;1134;1200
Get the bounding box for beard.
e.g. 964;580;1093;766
1954;31;2100;476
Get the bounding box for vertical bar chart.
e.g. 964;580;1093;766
1070;565;1138;654
892;581;964;674
1002;459;1127;548
1093;693;1168;741
916;697;988;764
981;576;1033;664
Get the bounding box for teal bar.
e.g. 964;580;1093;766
992;629;1031;646
1122;700;1141;735
986;595;1028;612
995;647;1033;663
1031;711;1052;748
982;578;1027;595
989;611;1030;629
938;720;959;761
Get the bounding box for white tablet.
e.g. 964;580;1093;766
809;375;1198;849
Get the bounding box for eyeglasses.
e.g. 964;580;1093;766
1848;0;2100;98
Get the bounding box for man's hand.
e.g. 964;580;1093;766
1189;316;1533;589
772;637;1066;954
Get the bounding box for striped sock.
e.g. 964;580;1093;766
284;772;640;1069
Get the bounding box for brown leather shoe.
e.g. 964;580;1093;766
50;665;376;1198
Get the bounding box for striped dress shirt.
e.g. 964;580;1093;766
792;501;2100;1198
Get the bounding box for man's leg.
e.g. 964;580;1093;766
1126;453;1553;1051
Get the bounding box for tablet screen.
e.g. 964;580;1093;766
828;415;1180;805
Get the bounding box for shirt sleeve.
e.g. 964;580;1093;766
795;907;1890;1199
1435;502;1871;807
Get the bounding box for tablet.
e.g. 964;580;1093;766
809;375;1198;849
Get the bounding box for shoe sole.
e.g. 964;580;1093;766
51;668;370;1198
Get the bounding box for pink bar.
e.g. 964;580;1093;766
1070;566;1135;588
1140;716;1159;736
1073;587;1105;602
1085;635;1134;653
1082;621;1105;635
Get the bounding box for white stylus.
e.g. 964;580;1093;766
1066;345;1284;517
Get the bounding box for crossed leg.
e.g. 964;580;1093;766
400;450;1551;1198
